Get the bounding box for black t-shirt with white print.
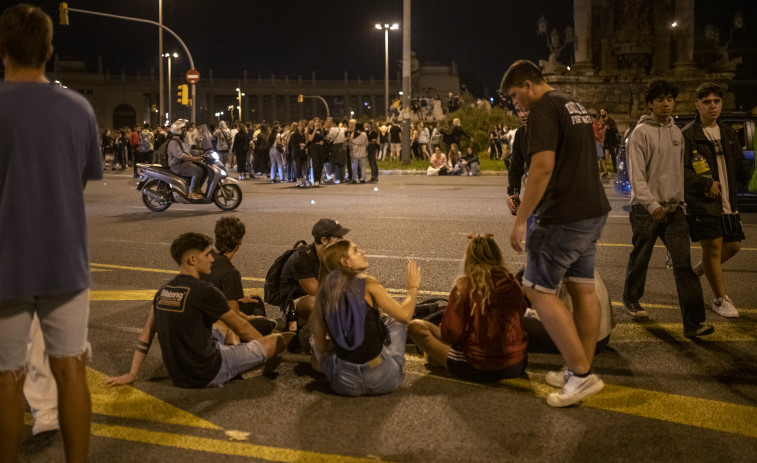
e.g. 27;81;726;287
527;90;611;225
153;274;229;388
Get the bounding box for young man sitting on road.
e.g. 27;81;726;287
202;216;277;338
279;219;350;350
106;233;291;388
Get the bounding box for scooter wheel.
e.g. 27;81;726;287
141;179;171;211
213;183;242;210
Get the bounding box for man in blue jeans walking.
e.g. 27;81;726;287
501;60;611;407
622;78;713;338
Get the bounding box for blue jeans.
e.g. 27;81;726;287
351;157;367;182
320;317;406;396
622;206;705;330
269;147;285;181
523;214;607;294
206;329;267;387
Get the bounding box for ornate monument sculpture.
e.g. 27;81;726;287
704;11;744;73
536;15;574;75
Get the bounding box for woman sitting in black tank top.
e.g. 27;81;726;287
310;240;421;396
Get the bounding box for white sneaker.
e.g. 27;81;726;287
545;367;568;388
712;296;738;318
546;372;604;407
32;409;59;436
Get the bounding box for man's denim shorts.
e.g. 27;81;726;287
522;214;607;294
0;289;90;371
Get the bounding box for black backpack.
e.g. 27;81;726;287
157;138;177;167
264;240;308;306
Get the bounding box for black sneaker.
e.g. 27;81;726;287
684;323;715;338
623;301;648;318
249;317;278;336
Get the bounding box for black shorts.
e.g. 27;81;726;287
687;213;745;243
446;347;526;383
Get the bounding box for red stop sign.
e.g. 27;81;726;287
185;69;200;84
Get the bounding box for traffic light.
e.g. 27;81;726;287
297;94;303;103
177;84;188;106
59;2;69;25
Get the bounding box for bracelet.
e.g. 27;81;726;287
136;340;151;354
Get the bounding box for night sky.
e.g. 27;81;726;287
24;0;757;98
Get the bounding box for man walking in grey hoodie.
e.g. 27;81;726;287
622;78;713;338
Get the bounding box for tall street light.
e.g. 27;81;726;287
375;23;399;119
236;88;245;122
162;52;178;124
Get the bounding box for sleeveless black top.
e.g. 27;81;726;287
332;303;389;364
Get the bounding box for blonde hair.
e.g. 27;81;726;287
456;236;507;315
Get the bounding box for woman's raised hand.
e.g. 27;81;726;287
407;259;421;289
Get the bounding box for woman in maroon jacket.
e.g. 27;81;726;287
408;235;528;382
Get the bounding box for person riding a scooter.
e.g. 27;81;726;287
167;119;205;200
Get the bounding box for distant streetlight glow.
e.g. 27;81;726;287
671;21;678;28
375;22;400;118
162;52;178;122
235;88;245;121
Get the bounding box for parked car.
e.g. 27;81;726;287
614;113;756;212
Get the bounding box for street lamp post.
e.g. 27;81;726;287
236;88;245;122
162;52;178;123
375;23;399;119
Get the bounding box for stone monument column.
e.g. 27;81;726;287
673;0;697;73
572;0;594;72
652;1;672;74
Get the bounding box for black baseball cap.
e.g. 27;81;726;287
312;219;350;241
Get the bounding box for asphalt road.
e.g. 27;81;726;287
21;171;757;462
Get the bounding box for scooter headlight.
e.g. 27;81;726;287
220;169;227;176
211;151;220;161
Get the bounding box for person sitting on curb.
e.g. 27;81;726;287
408;235;528;383
447;143;464;176
106;233;292;387
427;147;448;176
310;240;421;396
462;146;481;176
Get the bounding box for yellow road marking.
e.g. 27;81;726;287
91;290;157;301
87;368;220;430
90;423;381;463
404;356;757;439
88;367;383;462
90;262;266;282
91;263;176;274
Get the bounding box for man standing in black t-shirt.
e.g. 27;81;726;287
106;233;290;388
501;60;610;407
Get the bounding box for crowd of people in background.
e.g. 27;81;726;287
101;113;516;185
